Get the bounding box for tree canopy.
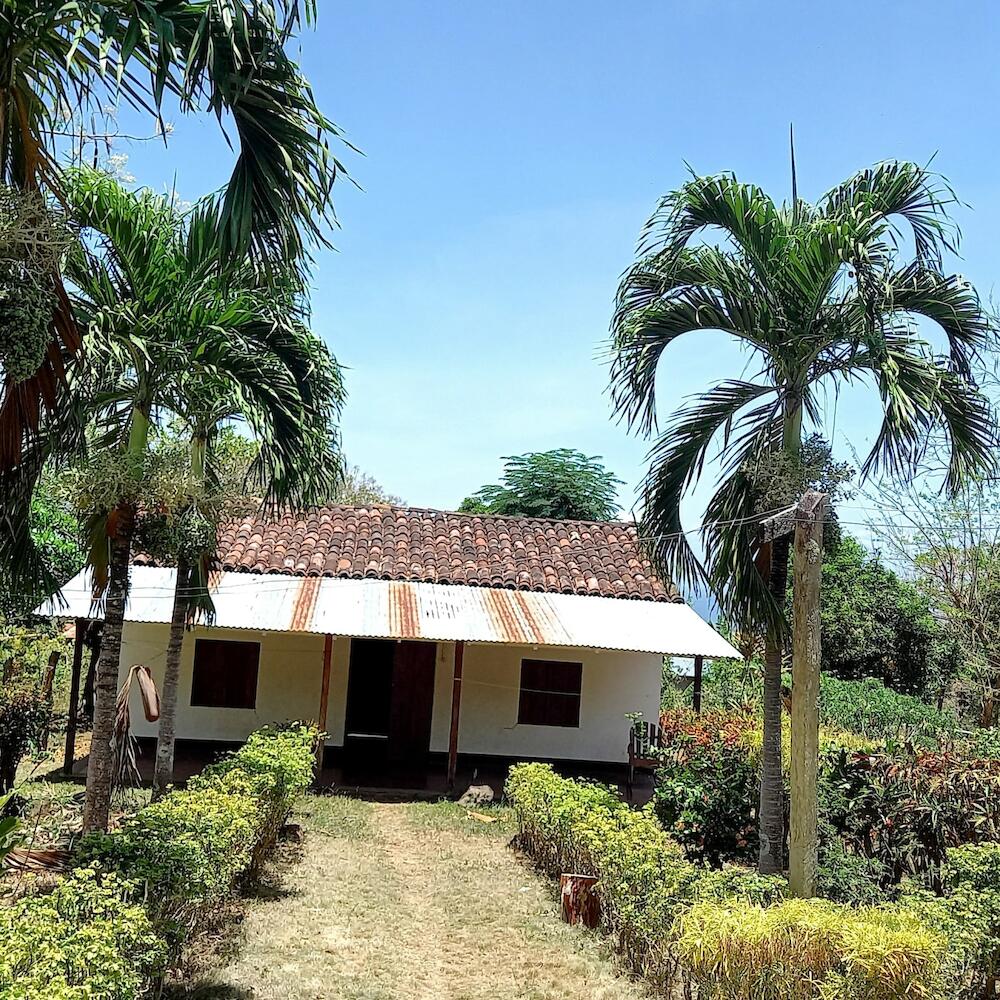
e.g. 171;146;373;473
458;449;623;521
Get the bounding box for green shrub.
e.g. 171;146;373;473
819;675;958;746
653;710;759;865
506;763;782;990
0;868;166;1000
79;724;318;936
190;722;317;867
0;671;51;791
675;896;949;999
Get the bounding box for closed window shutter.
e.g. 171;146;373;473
191;639;260;709
517;659;582;727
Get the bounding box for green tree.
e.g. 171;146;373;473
61;169;343;831
0;0;350;474
818;535;959;699
459;449;623;521
610;162;995;874
330;464;402;506
150;334;343;798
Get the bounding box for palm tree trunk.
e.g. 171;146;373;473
757;391;801;876
81;502;135;833
152;553;189;801
758;533;790;875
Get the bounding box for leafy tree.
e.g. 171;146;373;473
459;449;623;521
0;2;349;467
871;475;1000;725
331;464;402;506
818;535;960;698
610;162;996;874
60;169;343;831
150;334;343;798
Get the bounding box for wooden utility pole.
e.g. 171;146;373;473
788;491;824;898
760;490;825;898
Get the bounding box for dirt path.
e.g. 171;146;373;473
176;796;651;1000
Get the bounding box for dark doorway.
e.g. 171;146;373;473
345;638;437;760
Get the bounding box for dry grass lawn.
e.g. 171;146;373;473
172;795;651;1000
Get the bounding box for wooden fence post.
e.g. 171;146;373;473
789;492;824;898
64;619;86;776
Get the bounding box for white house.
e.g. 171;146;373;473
42;505;739;783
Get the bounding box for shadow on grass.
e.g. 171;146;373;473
163;983;257;1000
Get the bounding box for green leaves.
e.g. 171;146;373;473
459;449;623;522
610;162;997;631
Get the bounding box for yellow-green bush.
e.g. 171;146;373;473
79;724;317;933
505;763;973;998
506;763;782;989
675;897;948;999
0;869;166;1000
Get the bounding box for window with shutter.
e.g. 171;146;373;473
190;638;260;710
517;659;582;727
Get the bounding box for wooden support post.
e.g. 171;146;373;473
692;655;704;713
315;634;334;773
447;640;465;792
38;650;61;751
789;492;825;899
63;619;86;777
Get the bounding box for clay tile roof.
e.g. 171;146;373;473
135;505;680;602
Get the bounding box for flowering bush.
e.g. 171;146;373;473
652;710;759;864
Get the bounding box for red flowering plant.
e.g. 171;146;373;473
826;747;1000;891
652;710;760;866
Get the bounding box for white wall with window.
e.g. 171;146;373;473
120;624;661;764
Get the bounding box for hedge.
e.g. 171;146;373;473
505;762;1000;999
506;763;782;989
0;869;166;1000
80;723;318;934
1;723;318;1000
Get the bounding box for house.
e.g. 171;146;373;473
41;505;739;785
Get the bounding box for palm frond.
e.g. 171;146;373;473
637;381;778;598
820;161;959;268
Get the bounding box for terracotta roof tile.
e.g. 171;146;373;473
135;505;679;602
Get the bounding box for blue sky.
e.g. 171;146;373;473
117;1;1000;526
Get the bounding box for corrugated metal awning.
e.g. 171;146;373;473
37;568;741;658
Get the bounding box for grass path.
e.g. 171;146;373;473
176;796;651;1000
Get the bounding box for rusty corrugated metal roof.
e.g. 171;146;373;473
37;568;740;658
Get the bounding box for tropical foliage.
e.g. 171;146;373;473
459;448;623;521
0;1;350;464
48;167;343;831
610;161;997;874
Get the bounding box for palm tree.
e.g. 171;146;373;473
151;330;344;799
0;1;350;467
609;161;997;874
62;168;343;831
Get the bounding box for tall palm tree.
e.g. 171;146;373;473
0;1;349;467
151;325;343;799
62;167;343;831
610;161;997;874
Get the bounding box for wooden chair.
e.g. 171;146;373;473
626;721;663;800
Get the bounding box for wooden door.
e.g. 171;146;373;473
388;641;437;760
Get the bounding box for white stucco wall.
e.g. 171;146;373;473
119;624;661;763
